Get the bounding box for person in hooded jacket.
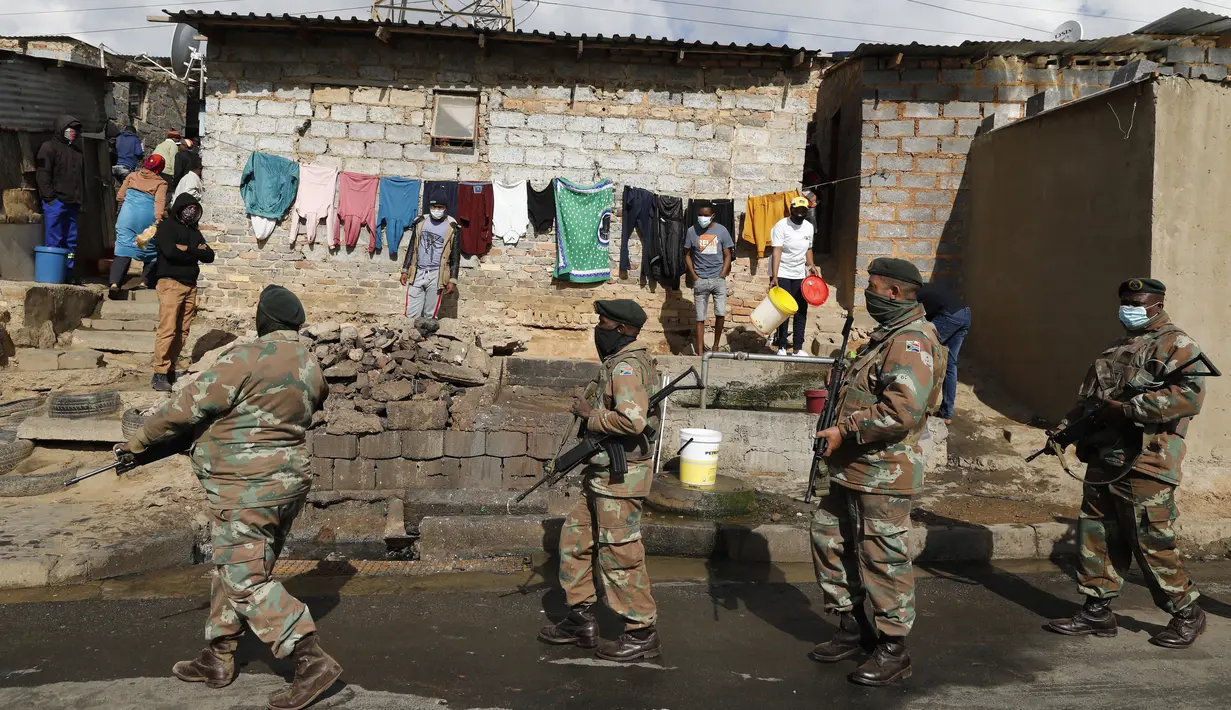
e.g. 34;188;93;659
151;193;214;392
169;138;198;197
113;124;144;180
111;154;168;299
36;115;85;280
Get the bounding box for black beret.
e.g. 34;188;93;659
258;285;306;329
867;257;923;287
595;299;647;328
1119;278;1165;296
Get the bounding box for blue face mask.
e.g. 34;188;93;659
1118;305;1152;330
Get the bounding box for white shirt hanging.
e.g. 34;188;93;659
493;180;529;245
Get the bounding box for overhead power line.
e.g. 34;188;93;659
946;0;1147;24
904;0;1048;35
0;0;244;17
38;4;375;36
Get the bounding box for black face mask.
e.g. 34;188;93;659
178;204;201;227
790;212;806;225
594;326;635;360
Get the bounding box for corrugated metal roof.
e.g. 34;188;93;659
164;10;812;57
850;35;1181;60
0;51;107;132
1135;8;1231;36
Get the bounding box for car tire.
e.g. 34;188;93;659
47;391;121;419
0;438;34;474
121;407;151;439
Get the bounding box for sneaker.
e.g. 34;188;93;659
776;348;788;356
793;350;811;358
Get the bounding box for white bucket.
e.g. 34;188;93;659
749;286;800;337
679;428;722;487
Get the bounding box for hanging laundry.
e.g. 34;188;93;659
335;171;379;251
240;152;299;239
457;181;495;256
742;189;800;255
651;194;686;290
423;180;459;219
686;198;736;240
377;176;421;257
553;178;614;283
621;186;657;278
290;164;338;247
527;180;556;232
493;180;529;245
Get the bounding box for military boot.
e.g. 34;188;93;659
849;637;911;687
171;636;240;689
1046;597;1118;637
808;612;865;663
266;634;343;710
1150;604;1207;649
538;604;599;648
595;626;661;662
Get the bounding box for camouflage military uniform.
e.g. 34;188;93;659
131;330;328;659
811;303;945;638
1069;313;1205;613
558;344;661;630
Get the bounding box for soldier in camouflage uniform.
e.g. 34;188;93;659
809;258;945;687
120;285;342;710
538;299;663;662
1046;278;1208;648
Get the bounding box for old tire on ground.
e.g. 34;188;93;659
0;398;44;418
48;391;121;419
0;438;35;474
121;407;151;439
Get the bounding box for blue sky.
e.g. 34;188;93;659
0;0;1217;55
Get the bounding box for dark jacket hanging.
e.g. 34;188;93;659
651;194;686;290
621;186;657;282
685;198;736;239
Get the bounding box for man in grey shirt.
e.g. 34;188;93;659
684;205;734;355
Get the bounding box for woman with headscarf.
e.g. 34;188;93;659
150;193;214;392
111;154;168;300
172;148;204;203
168;138;198;197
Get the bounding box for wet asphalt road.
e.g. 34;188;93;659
3;559;1231;709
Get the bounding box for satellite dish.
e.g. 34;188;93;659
170;23;202;76
1053;20;1082;42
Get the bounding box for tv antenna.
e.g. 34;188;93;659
371;0;515;29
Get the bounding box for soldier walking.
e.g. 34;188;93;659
809;258;945;686
119;285;342;710
1046;278;1208;648
538;299;663;661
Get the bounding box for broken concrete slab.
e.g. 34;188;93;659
429;362;486;386
98;300;159;321
325;409;383;436
70;329;155;354
17;416;125;443
57;349;104;370
16;349;61;372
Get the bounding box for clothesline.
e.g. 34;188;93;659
799;170;889;193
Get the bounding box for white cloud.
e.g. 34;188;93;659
0;0;1212;56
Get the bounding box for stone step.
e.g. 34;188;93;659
80;318;158;332
98;300;160;321
17;416;125;443
129;289;159;303
71;329;155;354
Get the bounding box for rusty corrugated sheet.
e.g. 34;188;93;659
850;35;1181;60
0;53;106;133
1135;8;1231;36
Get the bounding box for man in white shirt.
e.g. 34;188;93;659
769;196;819;356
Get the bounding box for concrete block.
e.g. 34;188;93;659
903;102;940;118
444;430;486;457
723;524;811;563
942;137;973;155
502;457;542;490
997;85;1034;102
958;86;995;102
527;433;557;460
385;400;448;430
1166;45;1206;64
912;524;991;562
333;458;376;490
902;138;939;154
99;300;160;321
485;431;527;457
877;120;914;137
311;433;358;459
459;456;503;489
57;350;103;370
375;458;417;489
418;457;461;488
17;416;124;443
359;432;402;459
402;430;445;460
1026;89;1062;117
71;329;155;354
311;457;334;491
1032;522;1077;559
16;349;61;371
918;119;955;136
417;515;561;562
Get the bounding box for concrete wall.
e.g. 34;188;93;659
964;82;1156;420
195;30;827;353
0;223;42;282
1150;78;1231;461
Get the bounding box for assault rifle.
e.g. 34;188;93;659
63;434;193;486
1026;352;1221;472
805;311;855;504
513;367;704;503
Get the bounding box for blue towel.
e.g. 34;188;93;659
377;177;421;257
113;189;158;260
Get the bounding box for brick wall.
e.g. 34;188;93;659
843;39;1231;296
196;30;828;352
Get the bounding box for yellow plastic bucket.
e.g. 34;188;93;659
750;287;800;337
679;428;722;487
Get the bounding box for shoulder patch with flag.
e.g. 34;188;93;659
616;363;636;376
905;340;921;353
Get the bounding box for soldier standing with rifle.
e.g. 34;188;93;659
1045;278;1210;648
808;258;945;686
538;299;663;662
117;285;342;710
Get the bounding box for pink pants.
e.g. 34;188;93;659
290;164;338;247
335;172;379;250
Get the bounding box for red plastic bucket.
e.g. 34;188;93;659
801;275;829;307
805;389;828;415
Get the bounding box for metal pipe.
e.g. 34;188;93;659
698;351;835;412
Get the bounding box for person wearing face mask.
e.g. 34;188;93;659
809;258;945;687
1045;278;1208;650
36;115;85;282
150;193;214;392
540;300;664;663
400;190;461;322
770;196;821;356
684;205;734;355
